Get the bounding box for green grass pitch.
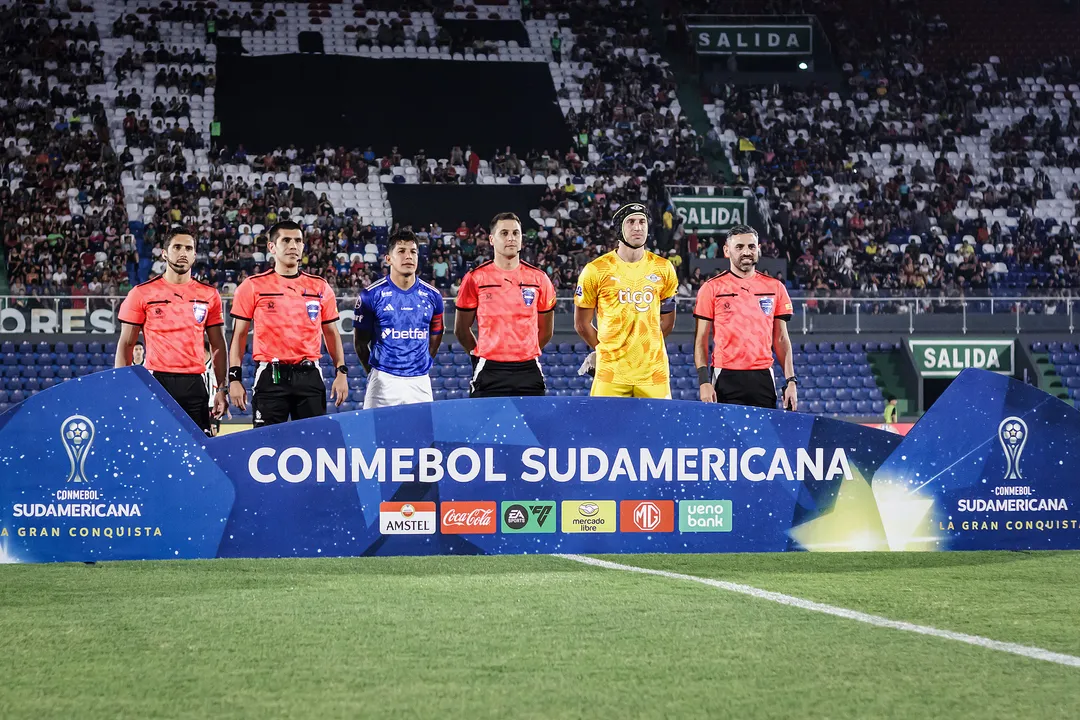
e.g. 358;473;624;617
1;552;1078;719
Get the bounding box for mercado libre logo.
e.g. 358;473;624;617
561;501;616;533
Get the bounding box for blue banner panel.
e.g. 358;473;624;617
1;368;1078;563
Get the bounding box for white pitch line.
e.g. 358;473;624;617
554;554;1080;669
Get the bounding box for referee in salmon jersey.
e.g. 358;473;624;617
228;220;349;426
454;212;556;397
115;229;228;436
693;224;798;410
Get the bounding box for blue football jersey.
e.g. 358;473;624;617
355;277;444;377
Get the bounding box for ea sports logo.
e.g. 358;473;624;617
617;287;655;312
633;501;663;531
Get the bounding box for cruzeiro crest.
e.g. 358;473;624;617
998;416;1028;481
61;415;95;483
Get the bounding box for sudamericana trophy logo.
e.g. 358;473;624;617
998;416;1028;481
60;415;95;483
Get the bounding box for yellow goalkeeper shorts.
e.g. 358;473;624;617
590;379;671;399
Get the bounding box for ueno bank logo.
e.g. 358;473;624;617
440;502;497;534
617;287;655;312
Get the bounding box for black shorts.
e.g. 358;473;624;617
714;368;777;410
252;361;327;427
151;371;212;436
469;357;546;398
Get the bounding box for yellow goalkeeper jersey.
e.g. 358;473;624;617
574;251;679;386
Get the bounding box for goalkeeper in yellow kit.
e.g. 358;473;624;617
573;203;679;398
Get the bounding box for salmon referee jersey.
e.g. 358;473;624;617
118;276;224;374
230;270;340;363
575;251;678;395
693;270;793;371
456;259;555;398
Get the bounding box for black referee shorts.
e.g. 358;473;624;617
252;361;327;427
470;357;546;398
714;368;777;410
151;371;213;437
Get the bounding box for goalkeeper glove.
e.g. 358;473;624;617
578;351;596;377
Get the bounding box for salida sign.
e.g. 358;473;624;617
689;24;813;56
671;196;748;236
909;339;1015;378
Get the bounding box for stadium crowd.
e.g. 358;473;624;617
3;0;1079;310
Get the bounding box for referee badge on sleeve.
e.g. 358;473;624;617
758;297;775;316
192;302;207;323
521;287;537;307
306;300;321;321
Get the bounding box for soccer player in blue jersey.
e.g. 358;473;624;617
354;230;445;408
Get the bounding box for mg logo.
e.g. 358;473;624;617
620;500;674;533
633;501;663;531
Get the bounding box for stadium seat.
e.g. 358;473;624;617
9;390;25;403
824;400;841;414
0;342;14;355
808;400;824;414
835;388;851;402
855;400;873;414
88;342;103;354
35;342;51;355
54;342;68;354
839;401;856;415
72;342;87;354
1031;341;1046;353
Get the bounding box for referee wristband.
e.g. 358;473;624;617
228;366;242;383
696;366;711;386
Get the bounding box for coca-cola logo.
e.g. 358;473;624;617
442;508;494;526
440;502;497;534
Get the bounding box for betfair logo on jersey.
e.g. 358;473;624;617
561;500;616;533
380;328;429;340
617;287;655;312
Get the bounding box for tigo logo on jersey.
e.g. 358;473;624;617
561;500;616;533
521;287;537;307
619;500;674;532
758;297;774;316
678;500;732;532
500;501;556;533
617;287;655;312
440;502;497;534
306;300;321;321
192;302;207;323
379;502;436;535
